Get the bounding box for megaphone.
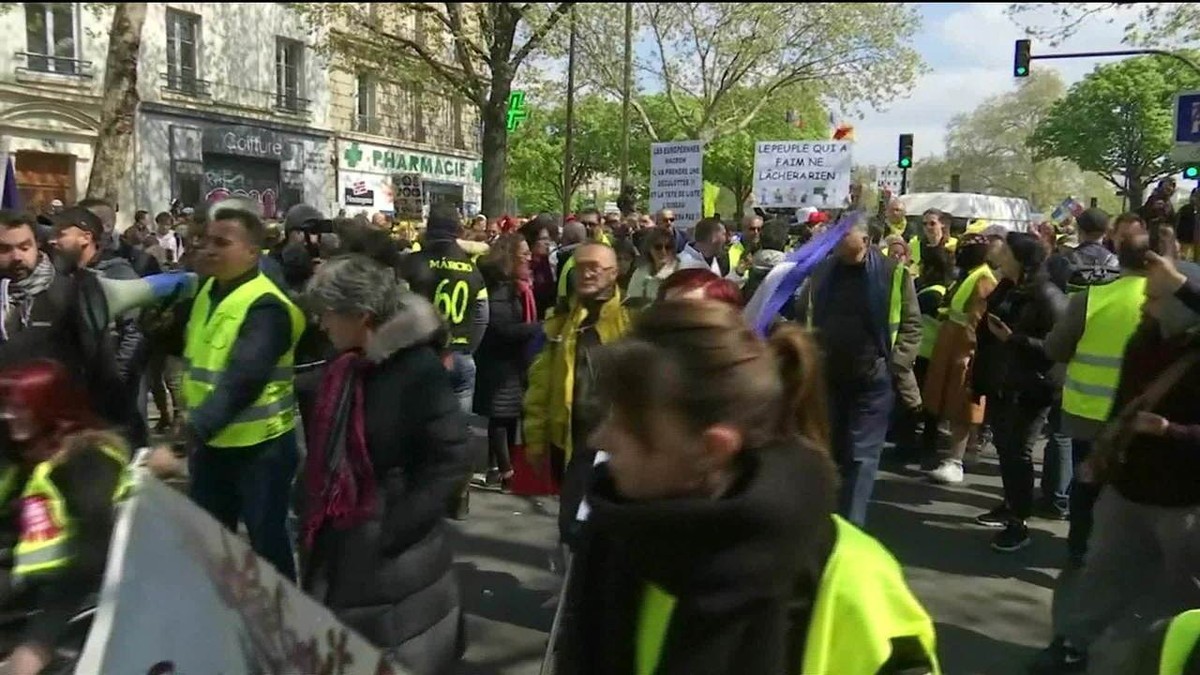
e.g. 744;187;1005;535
76;271;200;340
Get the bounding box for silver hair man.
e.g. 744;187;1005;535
306;254;403;322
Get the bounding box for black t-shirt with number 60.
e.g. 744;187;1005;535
409;240;487;353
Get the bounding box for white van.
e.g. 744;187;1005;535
899;192;1035;235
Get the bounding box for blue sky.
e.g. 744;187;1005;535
853;3;1134;166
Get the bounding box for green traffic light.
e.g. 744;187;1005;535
1186;166;1200;179
1016;67;1027;76
899;159;911;168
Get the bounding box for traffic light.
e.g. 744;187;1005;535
897;133;914;169
1184;163;1200;180
1014;39;1031;77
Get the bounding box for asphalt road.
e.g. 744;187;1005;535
451;445;1069;675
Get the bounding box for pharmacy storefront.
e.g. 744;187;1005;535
335;139;482;217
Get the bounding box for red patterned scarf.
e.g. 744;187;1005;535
515;279;537;323
301;351;377;550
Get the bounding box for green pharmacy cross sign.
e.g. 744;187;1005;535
506;91;528;131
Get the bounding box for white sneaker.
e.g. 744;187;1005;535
928;459;964;484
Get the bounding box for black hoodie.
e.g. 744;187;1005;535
568;441;838;675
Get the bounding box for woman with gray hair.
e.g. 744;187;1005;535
299;254;468;673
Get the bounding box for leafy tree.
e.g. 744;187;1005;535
570;3;924;144
1008;3;1200;48
1028;55;1200;206
291;2;574;217
702;87;827;219
506;96;624;213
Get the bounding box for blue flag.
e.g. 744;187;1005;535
743;212;858;336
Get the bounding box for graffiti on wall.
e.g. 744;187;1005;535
203;167;279;218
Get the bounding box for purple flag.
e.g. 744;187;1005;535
743;212;858;336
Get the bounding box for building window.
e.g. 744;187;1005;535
165;9;201;93
23;3;78;75
355;73;377;133
275;37;305;113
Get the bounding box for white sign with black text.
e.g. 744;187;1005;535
649;141;704;229
753;141;853;209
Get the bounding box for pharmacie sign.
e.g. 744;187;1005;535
341;141;481;184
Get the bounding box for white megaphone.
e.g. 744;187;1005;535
76;271;201;335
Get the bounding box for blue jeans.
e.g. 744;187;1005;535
829;369;895;526
449;352;476;415
1040;404;1073;516
189;433;299;581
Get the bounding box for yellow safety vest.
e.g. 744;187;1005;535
1159;609;1200;675
182;273;305;448
806;262;906;349
728;241;746;270
917;284;946;360
1062;276;1146;422
635;515;940;675
557;254;577;299
943;264;996;326
6;444;133;578
410;241;422;252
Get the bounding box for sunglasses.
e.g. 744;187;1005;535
662;217;675;224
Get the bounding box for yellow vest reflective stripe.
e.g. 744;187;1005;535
1062;276;1146;422
917;285;947;359
558;254;577;299
636;516;939;675
945;264;995;325
728;241;746;270
1160;609;1200;675
599;232;613;246
13;444;133;578
182;274;305;448
887;263;905;349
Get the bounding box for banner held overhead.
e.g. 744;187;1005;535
754;141;853;209
649;141;704;229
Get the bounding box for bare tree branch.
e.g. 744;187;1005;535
510;2;575;68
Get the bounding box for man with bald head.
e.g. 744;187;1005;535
875;197;919;244
553;217;589;300
525;241;629;544
656;208;688;254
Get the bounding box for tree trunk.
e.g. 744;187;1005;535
86;3;146;204
480;83;511;218
1126;176;1145;210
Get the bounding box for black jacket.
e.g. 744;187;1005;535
973;274;1067;403
304;294;468;675
1063;240;1119;291
569;441;840;675
0;270;141;443
473;279;540;419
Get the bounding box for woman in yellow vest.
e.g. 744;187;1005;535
0;359;133;675
567;300;939;675
922;234;998;484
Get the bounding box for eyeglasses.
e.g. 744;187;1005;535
662;217;675;224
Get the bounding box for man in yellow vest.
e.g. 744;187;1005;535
1043;233;1148;569
795;219;922;525
181;199;305;581
910;209;958;272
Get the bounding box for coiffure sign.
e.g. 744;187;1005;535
201;125;294;161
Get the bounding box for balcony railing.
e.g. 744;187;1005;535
13;51;94;78
160;71;212;97
274;91;311;115
354;114;382;135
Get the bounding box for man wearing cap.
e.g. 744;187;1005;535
51;206;148;445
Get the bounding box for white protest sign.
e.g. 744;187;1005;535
649;141;704;229
78;476;405;675
753;141;853;209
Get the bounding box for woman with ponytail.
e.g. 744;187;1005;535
565;300;939;675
